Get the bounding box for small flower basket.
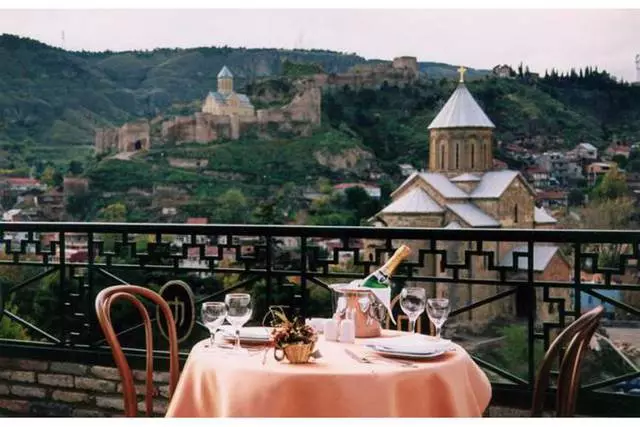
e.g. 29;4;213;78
269;308;319;364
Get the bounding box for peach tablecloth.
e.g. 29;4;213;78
166;331;491;417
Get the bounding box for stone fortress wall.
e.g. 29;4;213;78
94;57;419;154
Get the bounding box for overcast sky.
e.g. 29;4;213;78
1;9;639;81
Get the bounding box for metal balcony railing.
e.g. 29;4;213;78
0;222;639;415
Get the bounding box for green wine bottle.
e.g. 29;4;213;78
360;245;411;288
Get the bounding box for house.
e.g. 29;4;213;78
537;152;570;185
576;143;598;161
492;64;514;78
500;245;572;322
524;166;550;189
493;159;508;170
605;142;632;159
3;178;46;193
536;190;568;208
175;218;209;247
586;162;615;186
179;245;218;278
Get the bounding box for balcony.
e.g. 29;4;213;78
0;222;639;417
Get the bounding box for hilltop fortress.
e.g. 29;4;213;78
94;57;419;154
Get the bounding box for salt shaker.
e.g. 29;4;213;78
324;314;340;342
339;309;356;344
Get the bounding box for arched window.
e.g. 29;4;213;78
455;143;460;169
471;144;475;169
440;143;445;170
514;205;519;223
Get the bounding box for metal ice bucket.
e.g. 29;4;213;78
331;284;387;338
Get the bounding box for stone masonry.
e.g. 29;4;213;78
0;357;170;417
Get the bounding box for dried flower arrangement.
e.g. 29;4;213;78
268;308;320;363
269;308;318;348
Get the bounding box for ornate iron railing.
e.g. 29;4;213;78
0;221;640;415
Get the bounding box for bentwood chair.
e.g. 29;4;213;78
531;305;604;417
95;285;181;417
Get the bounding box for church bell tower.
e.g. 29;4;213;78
428;66;495;175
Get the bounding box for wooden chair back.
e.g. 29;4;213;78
384;293;423;333
95;285;181;417
531;305;604;417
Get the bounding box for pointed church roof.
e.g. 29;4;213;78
380;187;444;214
428;83;495;130
218;66;233;78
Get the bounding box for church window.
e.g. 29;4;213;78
440;143;445;169
514;205;519;223
455;143;460;169
471;144;475;169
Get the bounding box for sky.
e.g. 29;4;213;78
0;8;639;81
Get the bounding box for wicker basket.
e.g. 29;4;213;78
282;342;315;364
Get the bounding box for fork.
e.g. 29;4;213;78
344;348;418;368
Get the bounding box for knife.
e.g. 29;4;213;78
344;348;371;364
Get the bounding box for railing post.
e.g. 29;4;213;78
59;232;67;346
527;239;536;388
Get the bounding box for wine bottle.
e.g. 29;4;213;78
360;245;411;288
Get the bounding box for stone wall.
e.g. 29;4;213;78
0;357;169;417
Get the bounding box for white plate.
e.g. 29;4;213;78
222;327;272;344
365;344;448;360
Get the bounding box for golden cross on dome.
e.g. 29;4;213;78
457;65;467;83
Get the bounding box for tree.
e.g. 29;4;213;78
214;189;249;224
612;154;628;170
0;303;29;340
591;167;629;201
98;202;127;222
40;166;57;186
68;160;84;176
568;189;585;207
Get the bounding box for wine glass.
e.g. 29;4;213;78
201;302;227;347
399;286;426;334
426;298;451;340
225;293;253;353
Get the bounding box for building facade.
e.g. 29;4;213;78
372;67;571;330
202;66;255;117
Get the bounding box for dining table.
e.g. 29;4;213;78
165;329;492;417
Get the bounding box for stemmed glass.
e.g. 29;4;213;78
201;302;227;347
426;298;451;340
399;286;427;334
225;293;253;354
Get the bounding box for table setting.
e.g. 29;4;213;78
166;246;492;417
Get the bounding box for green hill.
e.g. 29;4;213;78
3;33;640;225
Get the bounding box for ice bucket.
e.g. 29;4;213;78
330;283;388;338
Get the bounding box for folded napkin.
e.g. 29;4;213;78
367;336;452;354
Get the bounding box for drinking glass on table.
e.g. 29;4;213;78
225;293;253;354
399;286;426;334
201;302;227;348
426;298;451;340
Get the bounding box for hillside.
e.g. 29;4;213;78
0;33;488;168
4;33;640;225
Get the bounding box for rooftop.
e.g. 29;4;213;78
428;83;495;130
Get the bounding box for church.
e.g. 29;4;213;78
372;67;572;328
202;66;255;117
